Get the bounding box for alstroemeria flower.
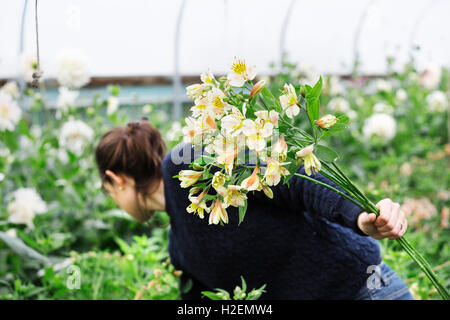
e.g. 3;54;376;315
254;110;279;128
187;188;210;218
209;198;228;225
221;105;247;137
182;117;209;146
206;87;229;119
315;114;338;129
242;119;273;152
241;166;262;191
186;84;204;100
296;145;321;176
227;57;256;87
223;185;247;208
212;171;227;196
249;80;266;99
178;170;204;188
271;136;288;162
216;148;238;177
263;159;290;186
279;84;300;119
201;69;216;86
190;97;214;118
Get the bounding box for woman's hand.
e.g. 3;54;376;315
357;198;408;240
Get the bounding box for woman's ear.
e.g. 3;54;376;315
105;170;125;189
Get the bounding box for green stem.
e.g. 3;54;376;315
293;173;363;209
292;171;450;300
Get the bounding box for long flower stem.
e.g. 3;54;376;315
293;170;450;300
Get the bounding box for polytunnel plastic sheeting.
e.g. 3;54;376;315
0;0;449;80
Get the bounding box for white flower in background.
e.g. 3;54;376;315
59;119;94;156
19;52;38;83
0;92;22;131
363;113;397;142
5;228;17;238
106;96;119;115
1;81;19;98
426;91;448;112
142;104;153;114
326;75;344;95
298;64;320;86
0;172;5;182
7;188;47;229
375;79;392;92
56;87;79;112
373;102;394;114
227;57;256;87
395;89;407;103
31;125;42;139
347;109;357;121
419;64;441;90
19;136;33;155
328;97;350;113
56;49;90;88
166;121;182;141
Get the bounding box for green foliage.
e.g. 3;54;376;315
201;276;266;300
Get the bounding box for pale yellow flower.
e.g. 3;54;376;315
187;189;210;218
206;87;229;119
296;145;321;176
178;170;203;188
220;106;246;137
254;110;279;128
223;185;247;208
263;159;290;186
186;84;204;100
212;171;227;196
209;198;228;225
242;118;273;152
241;166;262;191
227;57;256;87
271;136;288;162
216;148;238;177
200;69;216;85
279;84;300;119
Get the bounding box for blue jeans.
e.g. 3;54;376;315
355;261;414;300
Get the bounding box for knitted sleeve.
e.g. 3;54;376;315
270;163;369;236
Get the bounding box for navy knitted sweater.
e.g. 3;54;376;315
162;143;382;300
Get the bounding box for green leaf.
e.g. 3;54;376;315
201;291;223;300
261;88;281;112
18;119;33;140
238;200;248;226
309;76;323;99
1;130;19;152
191;155;214;166
306;97;320;124
314;144;340;162
240;276;247;292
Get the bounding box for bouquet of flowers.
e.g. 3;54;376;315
176;57;449;299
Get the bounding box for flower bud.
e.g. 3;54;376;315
249;80;266;99
315;114;338;129
299;86;306;98
192;163;204;170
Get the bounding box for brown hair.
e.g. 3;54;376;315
95;117;166;213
